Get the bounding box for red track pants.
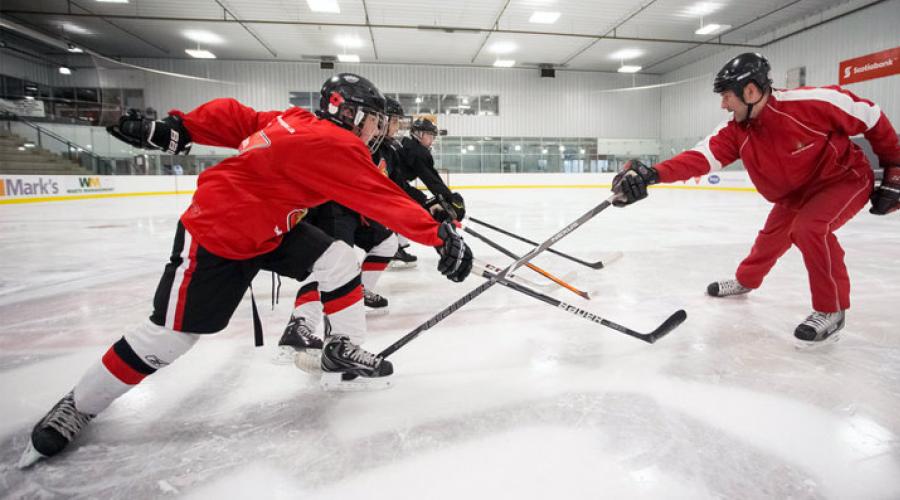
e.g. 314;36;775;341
735;172;872;313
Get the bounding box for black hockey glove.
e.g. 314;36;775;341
107;109;193;155
437;222;472;283
611;159;659;207
870;164;900;215
424;197;453;223
449;191;466;221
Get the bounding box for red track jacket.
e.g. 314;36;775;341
656;86;900;208
170;98;443;260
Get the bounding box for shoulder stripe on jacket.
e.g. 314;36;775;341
773;88;881;130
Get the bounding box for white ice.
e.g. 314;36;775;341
1;188;899;499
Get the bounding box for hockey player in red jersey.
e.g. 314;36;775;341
19;73;473;467
611;53;900;345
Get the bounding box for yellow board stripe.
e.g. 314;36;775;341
1;183;756;205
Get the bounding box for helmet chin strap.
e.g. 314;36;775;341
738;86;767;123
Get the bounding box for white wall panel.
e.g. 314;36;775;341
84;60;660;139
659;0;900;158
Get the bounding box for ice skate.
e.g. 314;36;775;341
794;310;845;349
319;335;393;391
18;391;94;468
364;289;389;316
389;245;417;269
273;316;322;365
707;279;752;297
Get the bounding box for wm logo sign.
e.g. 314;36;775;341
78;177;102;188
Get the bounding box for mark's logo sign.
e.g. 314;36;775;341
0;177;60;197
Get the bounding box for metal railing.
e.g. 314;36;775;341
1;112;114;174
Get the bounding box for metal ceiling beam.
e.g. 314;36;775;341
0;10;762;49
561;0;660;66
360;0;378;60
469;0;512;64
212;0;277;57
67;0;170;55
642;0;805;72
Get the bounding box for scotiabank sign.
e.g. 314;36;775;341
838;47;899;85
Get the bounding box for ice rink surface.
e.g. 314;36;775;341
1;188;898;499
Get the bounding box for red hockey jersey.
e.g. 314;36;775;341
170;98;443;260
656;86;900;208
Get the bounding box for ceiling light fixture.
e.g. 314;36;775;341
529;11;560;24
307;0;340;13
609;48;643;60
95;0;129;3
489;41;517;54
618;64;642;73
493;59;515;68
337;53;360;63
67;43;83;53
184;30;225;45
60;23;91;35
682;2;722;17
185;48;216;59
695;23;731;35
59;66;72;75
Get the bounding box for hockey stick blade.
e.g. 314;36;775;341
478;265;687;344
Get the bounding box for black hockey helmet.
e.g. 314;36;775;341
410;118;438;135
713;52;772;96
317;73;388;150
385;97;404;117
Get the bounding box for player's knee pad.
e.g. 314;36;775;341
369;233;399;259
313;241;360;292
123;320;201;369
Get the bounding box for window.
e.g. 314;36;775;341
289;91;314;110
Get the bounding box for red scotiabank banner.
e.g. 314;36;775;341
838;46;899;85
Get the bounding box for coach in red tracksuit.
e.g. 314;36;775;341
611;53;900;344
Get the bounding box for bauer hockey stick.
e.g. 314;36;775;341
472;261;687;344
468;216;623;270
464;226;591;300
377;194;620;359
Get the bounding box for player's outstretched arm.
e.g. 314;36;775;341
169;98;285;149
106;109;192;154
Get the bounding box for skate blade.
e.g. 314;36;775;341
388;261;417;270
365;307;389;317
794;333;841;350
18;440;46;469
320;372;392;392
293;350;323;375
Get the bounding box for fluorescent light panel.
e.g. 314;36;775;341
337;53;360;62
529;11;560;24
95;0;129;3
695;23;731;35
185;49;216;59
308;0;340;13
618;65;642;73
609;48;643;60
67;45;83;53
682;2;722;17
493;59;515;68
184;30;225;44
59;66;72;75
489;41;517;54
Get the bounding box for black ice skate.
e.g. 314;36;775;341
19;391;95;468
364;289;389;316
274;316;323;366
320;335;393;391
794;310;845;348
707;279;752;297
389;245;417;269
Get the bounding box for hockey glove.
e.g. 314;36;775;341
437;222;472;282
107;110;193;155
449;191;466;221
870;164;900;215
611;159;658;207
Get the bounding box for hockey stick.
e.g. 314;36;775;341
377;194;619;359
472;261;687;344
474;258;552;291
464;226;591;300
468;216;622;270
